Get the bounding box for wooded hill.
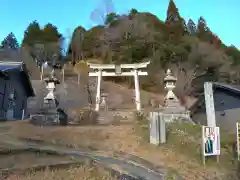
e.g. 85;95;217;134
67;0;240;98
1;0;240;99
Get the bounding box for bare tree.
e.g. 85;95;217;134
73;61;92;105
70;27;86;62
89;0;116;62
171;42;229;99
60;28;73;83
73;61;89;84
21;45;41;80
90;0;115;25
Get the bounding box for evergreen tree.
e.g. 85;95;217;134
68;26;86;64
165;0;185;39
104;12;119;26
0;32;19;50
129;8;138;17
42;23;62;42
197;16;209;40
22;21;42;46
187;19;197;35
165;0;181;25
182;19;188;34
22;21;62;66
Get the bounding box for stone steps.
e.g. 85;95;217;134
97;110;135;125
29;77;96;113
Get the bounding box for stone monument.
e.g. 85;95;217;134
149;69;192;145
164;69;180;107
99;93;108;114
43;69;60;107
30;68;67;126
162;69;191;122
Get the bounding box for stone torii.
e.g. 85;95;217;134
88;61;150;111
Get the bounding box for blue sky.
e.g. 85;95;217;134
0;0;239;49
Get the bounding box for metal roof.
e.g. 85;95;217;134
0;50;35;97
190;82;240;115
0;49;22;62
0;64;22;71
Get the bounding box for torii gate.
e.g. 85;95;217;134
88;61;150;111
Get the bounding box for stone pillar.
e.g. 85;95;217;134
134;69;141;111
204;82;216;127
95;69;102;111
149;111;166;145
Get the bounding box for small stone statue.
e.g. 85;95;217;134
100;93;108;114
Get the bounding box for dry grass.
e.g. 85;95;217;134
0;118;237;180
5;165;115;180
134;113;238;179
0;80;236;180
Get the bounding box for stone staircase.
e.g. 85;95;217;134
28;75;138;125
97;109;135;125
28;77;97;115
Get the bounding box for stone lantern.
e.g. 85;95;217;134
163;69;179;107
30;66;68;126
43;69;60;106
161;69;192;123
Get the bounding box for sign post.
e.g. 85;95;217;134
202;126;220;165
204;82;216;127
236;122;240;161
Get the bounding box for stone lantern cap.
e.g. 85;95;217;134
164;69;177;82
44;69;60;84
44;77;60;84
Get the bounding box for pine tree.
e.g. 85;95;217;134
104;12;119;26
197;16;209;40
165;0;185;40
68;26;86;63
22;21;42;46
42;23;62;42
182;19;188;34
165;0;181;25
129;8;138;17
187;19;197;35
22;21;62;66
0;32;19;50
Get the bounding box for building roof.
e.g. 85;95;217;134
0;49;35;97
0;48;22;62
0;71;8;79
189;82;240;115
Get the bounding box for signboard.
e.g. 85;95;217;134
202;126;220;165
236;122;240;160
202;126;220;156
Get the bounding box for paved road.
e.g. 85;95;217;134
0;140;166;180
